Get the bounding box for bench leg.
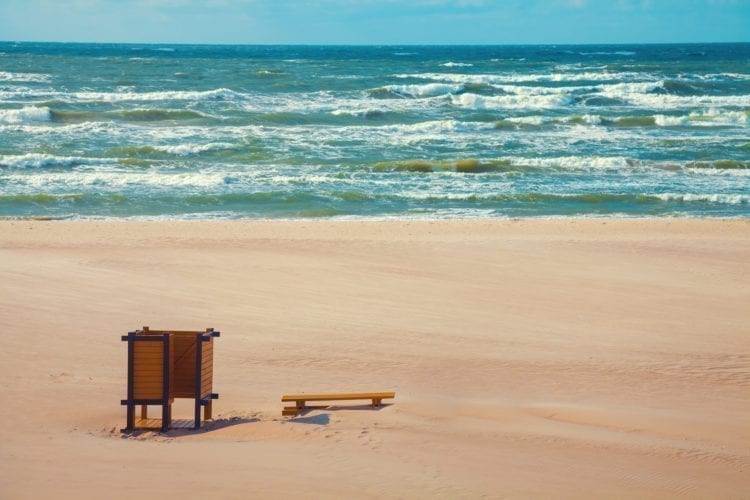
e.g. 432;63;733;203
204;400;213;421
372;398;382;407
140;405;148;420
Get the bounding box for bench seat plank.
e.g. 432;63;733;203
282;392;395;402
281;392;395;416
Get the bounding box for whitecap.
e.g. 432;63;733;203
579;51;636;56
0;153;87;168
0;71;52;83
654;114;687;127
653;193;748;204
382;83;463;98
153;142;236;156
394;71;655;85
506;156;632;170
0;106;51;124
450;92;571;109
441;62;474;68
73;88;244;102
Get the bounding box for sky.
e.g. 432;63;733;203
1;0;748;45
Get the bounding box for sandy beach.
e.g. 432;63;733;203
0;218;748;498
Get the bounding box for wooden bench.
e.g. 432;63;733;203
281;392;395;416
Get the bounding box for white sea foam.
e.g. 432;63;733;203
597;81;750;108
0;106;51;123
153;142;236;155
506;156;632;170
579;51;636;56
330;108;385;117
382;83;464;97
0;71;52;83
441;62;473;68
653;114;688;127
450;92;571;109
394;71;654;85
653;193;748;204
506;116;546;125
672;109;749;127
73;88;244;102
389;119;496;134
0;87;57;100
700;73;750;81
0;153;88;168
5;171;237;189
574;114;603;125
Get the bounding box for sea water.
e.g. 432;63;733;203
0;42;748;219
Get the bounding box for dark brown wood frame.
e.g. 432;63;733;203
121;327;220;432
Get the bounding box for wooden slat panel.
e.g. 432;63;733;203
143;330;201;335
172;382;193;394
133;341;163;348
132;359;164;367
134;418;163;430
133;381;165;390
133;357;164;364
133;364;164;372
200;340;213;398
134;364;164;372
133;368;164;376
132;361;164;367
172;337;196;397
133;387;162;399
133;349;164;355
171;335;194;396
134;344;163;354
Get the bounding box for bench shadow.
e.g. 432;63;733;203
288;413;330;425
288;403;392;423
327;403;392;412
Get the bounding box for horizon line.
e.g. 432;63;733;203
2;40;749;47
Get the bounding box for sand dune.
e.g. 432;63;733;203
0;219;748;498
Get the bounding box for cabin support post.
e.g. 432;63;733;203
161;333;171;432
193;332;203;429
125;332;135;431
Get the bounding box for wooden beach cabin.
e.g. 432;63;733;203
121;326;220;432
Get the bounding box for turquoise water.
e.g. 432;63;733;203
1;42;748;219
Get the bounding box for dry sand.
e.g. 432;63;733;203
0;218;748;498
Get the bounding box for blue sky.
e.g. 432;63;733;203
1;0;748;44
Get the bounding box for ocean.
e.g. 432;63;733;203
0;42;748;219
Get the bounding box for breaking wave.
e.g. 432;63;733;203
0;106;51;123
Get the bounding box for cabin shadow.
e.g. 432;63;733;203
121;415;259;438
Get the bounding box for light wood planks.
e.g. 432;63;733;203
281;392;395;416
